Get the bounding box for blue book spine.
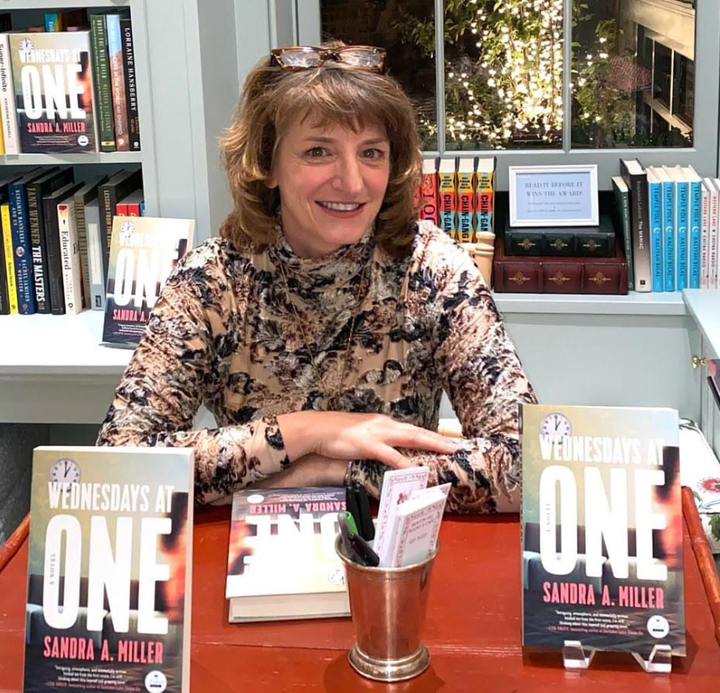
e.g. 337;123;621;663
648;180;663;292
687;179;701;289
8;182;37;314
662;180;675;291
44;12;59;31
676;180;688;291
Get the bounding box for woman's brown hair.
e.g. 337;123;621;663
219;45;422;256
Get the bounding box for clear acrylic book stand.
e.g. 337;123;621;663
562;640;672;673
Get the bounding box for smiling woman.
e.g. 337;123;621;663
96;42;537;514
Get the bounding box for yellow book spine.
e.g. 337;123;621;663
1;203;19;313
0;115;4;156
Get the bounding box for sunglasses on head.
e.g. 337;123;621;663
270;45;387;73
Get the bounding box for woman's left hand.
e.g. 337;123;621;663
253;454;347;489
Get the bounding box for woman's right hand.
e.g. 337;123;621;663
277;411;460;469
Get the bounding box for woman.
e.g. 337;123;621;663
98;44;537;512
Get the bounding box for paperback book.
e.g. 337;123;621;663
24;446;194;693
521;404;685;657
102;216;194;347
226;487;350;622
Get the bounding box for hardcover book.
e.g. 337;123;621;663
24;445;194;693
226;487;350;622
102;216;194;348
620;159;651;292
521;404;685;657
9;32;97;153
504;215;615;258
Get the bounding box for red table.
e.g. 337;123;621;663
2;494;720;692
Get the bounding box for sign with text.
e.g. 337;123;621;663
509;165;599;227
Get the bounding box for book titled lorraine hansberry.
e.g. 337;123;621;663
102;216;194;348
24;446;194;693
9;32;98;153
521;404;685;657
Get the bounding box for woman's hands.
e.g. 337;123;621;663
253;453;348;489
277;411;460;469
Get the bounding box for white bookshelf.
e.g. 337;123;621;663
0;152;145;165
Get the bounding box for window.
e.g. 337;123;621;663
300;0;715;180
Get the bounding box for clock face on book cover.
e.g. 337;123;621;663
540;413;572;438
49;457;81;484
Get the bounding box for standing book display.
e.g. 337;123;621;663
23;446;194;693
520;404;684;673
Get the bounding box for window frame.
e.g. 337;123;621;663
297;0;719;189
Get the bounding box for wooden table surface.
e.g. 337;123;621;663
2;504;720;692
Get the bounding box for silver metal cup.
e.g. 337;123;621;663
335;535;438;682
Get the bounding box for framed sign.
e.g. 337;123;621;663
509;164;599;227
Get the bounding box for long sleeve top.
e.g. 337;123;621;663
97;221;537;511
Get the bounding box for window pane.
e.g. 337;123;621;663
442;1;564;150
319;0;437;149
571;1;695;148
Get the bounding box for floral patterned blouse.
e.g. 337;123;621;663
97;221;537;512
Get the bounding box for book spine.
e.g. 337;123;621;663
710;184;719;290
9;183;37;314
126;201;141;216
661;180;675;292
58;201;83;315
700;185;710;290
44;197;65;315
44;12;60;31
99;184;115;271
90;15;116;152
456;166;475;243
476;171;494;235
73;196;90;309
27;184;50;313
0;203;17;313
648;180;663;292
613;182;634;291
419;170;438;225
687;179;701;289
106;14;129;152
628;173;651;292
0;108;4;155
121;18;141;152
116;202;128;216
85;203;106;310
0;214;6;314
438;170;457;238
676;181;688;291
0;34;19;155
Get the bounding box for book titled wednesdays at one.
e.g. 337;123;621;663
521;404;685;657
102;216;194;348
226;487;350;622
24;446;194;693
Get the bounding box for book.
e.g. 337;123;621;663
611;176;634;291
24;445;194;693
504;216;615;258
98;169;143;269
620;159;651;292
57;197;84;314
521;404;685;657
646;168;663;292
438;158;456;238
120;18;140;152
456;158;475;243
682;166;702;289
700;179;711;289
102;216;194;347
27;167;74;313
373;467;430;567
89;13;115;152
225;487;350;622
106;13;129;152
85;199;106;310
418;158;438;225
708;179;720;289
0;175;20;314
73;176;108;310
8;31;97;153
493;235;628;295
664;166;688;291
648;166;675;292
475;157;495;235
43;181;82;315
0;32;20;154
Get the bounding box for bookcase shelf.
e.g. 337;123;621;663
0;0;127;9
0;152;144;165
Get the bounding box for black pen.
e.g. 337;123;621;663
349;532;380;567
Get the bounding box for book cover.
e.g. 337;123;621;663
9;32;97;153
226;487;350;622
611;176;634;290
102;216;194;347
24;446;194;693
521;404;685;657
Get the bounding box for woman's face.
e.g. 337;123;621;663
267;116;391;258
